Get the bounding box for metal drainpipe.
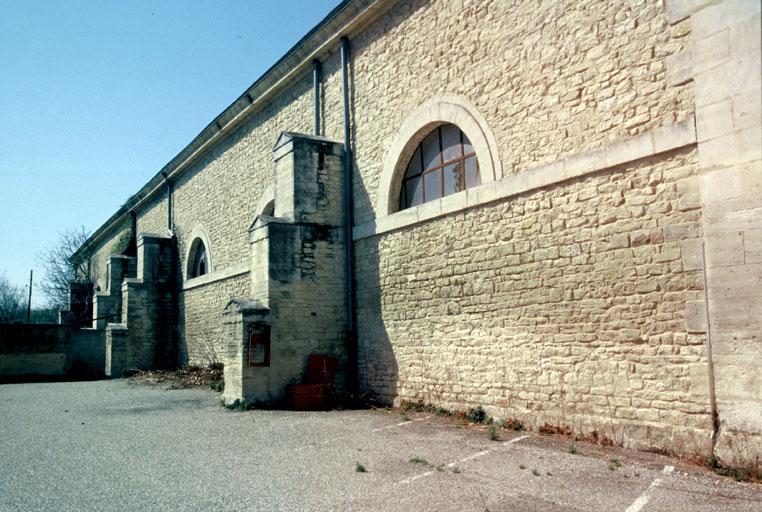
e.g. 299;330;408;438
340;36;357;397
312;59;321;136
161;171;173;233
701;241;720;452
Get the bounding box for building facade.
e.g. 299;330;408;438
71;0;762;468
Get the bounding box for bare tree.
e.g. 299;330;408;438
36;227;94;309
0;273;25;323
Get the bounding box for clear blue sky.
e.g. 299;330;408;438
0;0;341;305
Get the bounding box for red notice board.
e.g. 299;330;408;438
248;323;271;368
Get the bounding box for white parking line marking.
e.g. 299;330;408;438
298;416;431;451
396;434;529;485
398;470;435;485
371;416;429;432
502;434;530;446
624;465;674;512
460;449;490;462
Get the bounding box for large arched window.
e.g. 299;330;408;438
399;124;480;210
187;238;208;279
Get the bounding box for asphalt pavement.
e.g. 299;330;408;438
0;380;759;511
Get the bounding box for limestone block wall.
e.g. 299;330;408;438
105;234;176;376
131;65;324;365
356;146;711;458
179;273;249;365
160;69;318;275
86;221;131;293
135;191;168;236
79;0;696;368
239;220;347;403
347;0;695;225
92;255;136;329
222;133;349;404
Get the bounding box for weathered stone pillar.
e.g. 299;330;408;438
93;255;136;329
223;132;348;405
671;0;762;468
104;233;177;377
221;299;269;404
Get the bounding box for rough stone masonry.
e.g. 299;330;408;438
63;0;761;469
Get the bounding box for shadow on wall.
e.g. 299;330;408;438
353;235;399;404
348;56;398;403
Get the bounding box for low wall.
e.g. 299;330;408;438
0;324;105;382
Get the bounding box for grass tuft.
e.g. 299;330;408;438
466;405;489;424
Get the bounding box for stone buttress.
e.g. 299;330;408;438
222;133;347;405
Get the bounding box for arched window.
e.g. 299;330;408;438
399;124;480;210
188;238;208;278
261;200;275;217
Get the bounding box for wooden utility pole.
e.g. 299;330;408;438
27;270;32;323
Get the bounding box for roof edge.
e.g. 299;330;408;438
73;0;389;261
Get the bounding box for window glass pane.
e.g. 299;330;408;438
421;129;441;170
405;147;422;178
405;177;423;207
192;242;207;277
462;132;474;154
441;124;462;163
443;162;463;196
464;156;480;188
423;170;442;201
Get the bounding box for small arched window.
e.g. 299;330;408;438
188;239;208;278
399;124;480;210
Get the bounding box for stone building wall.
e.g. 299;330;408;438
122;0;694;365
162;67;321;274
347;0;694;224
179;273;249;365
73;0;760;466
356;146;709;457
136;191;168;236
87;221;130;293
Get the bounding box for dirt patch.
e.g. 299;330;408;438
129;363;223;390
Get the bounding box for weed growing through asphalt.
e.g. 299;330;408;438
498;418;525;431
546;471;552;476
452;466;461;474
519;464;526;470
488;424;499;441
409;457;430;466
707;454;757;482
433;406;452;417
466;405;489;424
436;464;445;472
223;399;250;411
355;462;367;473
532;469;540;476
567;444;579;454
608;459;622;471
400;412;411;422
